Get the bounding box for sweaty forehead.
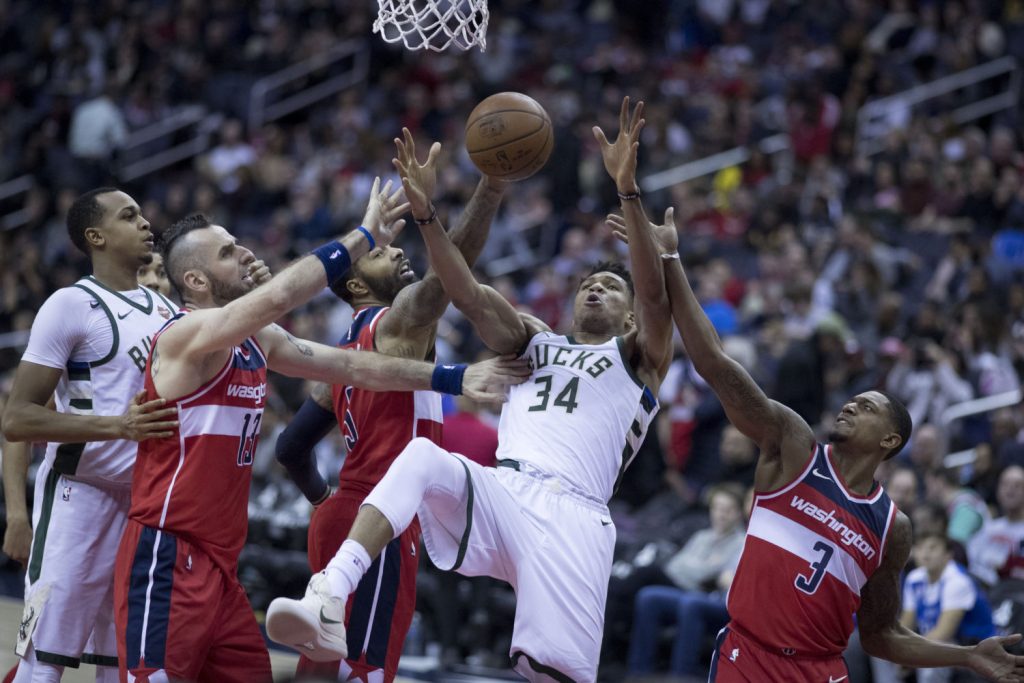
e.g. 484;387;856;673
97;191;139;217
580;272;628;289
855;391;888;411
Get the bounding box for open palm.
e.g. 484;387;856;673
607;207;679;255
392;127;440;218
593;96;645;191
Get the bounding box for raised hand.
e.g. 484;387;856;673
607;206;679;254
392;127;441;221
119;390;179;441
593;96;645;193
967;634;1024;682
360;177;410;249
461;355;532;403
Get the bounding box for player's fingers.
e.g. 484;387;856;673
1002;634;1024;646
370;176;380;197
426;141;441;166
619;95;629;131
139;407;178;421
393;137;406;158
133;390;148;405
612;230;629;244
137;398;169;412
389;219;406;239
592;126;609;146
633;100;645;127
380;178;394;199
402;127;417;158
664;207;675;226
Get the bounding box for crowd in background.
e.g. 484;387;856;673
2;0;1024;679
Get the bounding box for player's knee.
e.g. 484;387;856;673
395;437;448;478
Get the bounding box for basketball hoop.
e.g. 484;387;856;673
374;0;489;52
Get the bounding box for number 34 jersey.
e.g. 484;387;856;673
728;443;897;657
495;332;658;503
128;312;267;574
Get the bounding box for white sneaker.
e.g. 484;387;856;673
266;572;347;661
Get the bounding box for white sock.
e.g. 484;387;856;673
323;539;371;598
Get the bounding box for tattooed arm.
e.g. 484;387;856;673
859;513;1024;680
661;255;814;471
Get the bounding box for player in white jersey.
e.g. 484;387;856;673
267;98;672;682
1;188;245;683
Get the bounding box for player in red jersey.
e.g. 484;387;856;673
274;130;507;682
610;197;1024;681
112;180;529;683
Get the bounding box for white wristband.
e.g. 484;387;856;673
661;252;680;261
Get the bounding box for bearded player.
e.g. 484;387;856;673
274;130;507;682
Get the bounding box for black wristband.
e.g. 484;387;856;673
617;189;641;201
415;206;438;225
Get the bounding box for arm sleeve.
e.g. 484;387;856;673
21;289;91;369
274;398;337;504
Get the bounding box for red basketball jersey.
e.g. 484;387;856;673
128;312;267;574
727;443;897;657
331;306;443;493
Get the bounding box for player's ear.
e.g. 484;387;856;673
625;310;636;330
182;269;208;294
881;432;901;452
84;227;105;250
346;278;369;300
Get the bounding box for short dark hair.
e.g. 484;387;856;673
329;271;358;304
584;261;634;299
878;390;913;460
913;531;951;551
66;187;119;254
159;213;214;297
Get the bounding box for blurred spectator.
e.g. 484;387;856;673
969;465;1024;587
894;533;995;683
621;485;746;678
198;119;256;195
924;467;990;545
887;339;974;428
885;465;919;515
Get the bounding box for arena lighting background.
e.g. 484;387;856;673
0;1;1023;681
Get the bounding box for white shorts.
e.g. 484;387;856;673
418;452;615;683
17;459;130;670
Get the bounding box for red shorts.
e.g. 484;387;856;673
114;520;270;683
296;488;420;682
710;625;849;683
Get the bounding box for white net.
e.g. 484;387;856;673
374;0;489;52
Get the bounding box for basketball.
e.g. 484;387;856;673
465;92;553;181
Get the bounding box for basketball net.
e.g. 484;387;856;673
374;0;489;51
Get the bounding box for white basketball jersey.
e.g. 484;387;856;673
496;332;659;502
41;277;177;487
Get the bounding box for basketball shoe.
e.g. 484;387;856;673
266;572;347;661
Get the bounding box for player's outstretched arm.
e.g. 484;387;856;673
394;144;534;355
258;324;531;402
274;381;335;505
2;437;32;566
380;129;508;346
3;364;178;444
860;512;1024;681
160;178;409;363
593;97;673;387
608;213;813;459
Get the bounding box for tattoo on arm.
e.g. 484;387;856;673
858;513;912;639
285;331;314;357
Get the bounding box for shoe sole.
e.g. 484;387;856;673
266;599;348;662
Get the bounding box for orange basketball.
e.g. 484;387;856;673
465;92;553;181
